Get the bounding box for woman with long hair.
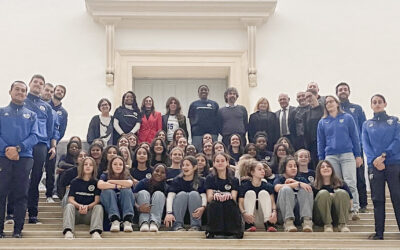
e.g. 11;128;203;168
313;160;352;232
166;147;184;182
269;143;290;174
150;137;168;166
131;147;152;183
98;145;120;178
317;95;362;219
162;97;188;144
362;94;400;240
228;134;244;164
138;96;162;143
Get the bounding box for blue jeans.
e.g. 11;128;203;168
172;191;202;229
136;190;165;227
326;152;359;211
100;189;135;221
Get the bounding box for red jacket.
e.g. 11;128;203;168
138;111;162;143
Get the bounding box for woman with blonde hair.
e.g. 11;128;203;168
248;97;279;151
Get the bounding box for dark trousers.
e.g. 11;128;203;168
357;159;368;209
206;199;242;234
27;143;48;217
0;157;33;234
222;134;246;148
308;140;319;170
369;164;400;237
44;152;56;198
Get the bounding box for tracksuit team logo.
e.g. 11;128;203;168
39;105;46;111
23;113;31;119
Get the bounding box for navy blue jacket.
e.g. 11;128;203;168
24;93;53;144
50;100;68;141
362;112;400;167
317;112;361;160
340;100;366;142
0;102;39;158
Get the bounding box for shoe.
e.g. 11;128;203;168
324;224;333;232
5;214;14;224
0;232;5;238
359;207;369;213
338;223;350;232
140;222;149;232
368;233;383;240
351;211;360;221
91;231;102;239
38;182;46;192
205;231;215;238
302;218;313;232
46;197;55;203
64;231;74;239
175;226;186;231
235;232;244;239
52;194;59;199
284;219;297;232
246;226;257;232
267;226;277;232
188;226;200;232
149;222;159;232
110;220;120;232
123;221;133;232
12;233;22;238
28;217;42;224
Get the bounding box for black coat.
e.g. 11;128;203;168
87;115;113;145
162;114;189;141
248;111;279;151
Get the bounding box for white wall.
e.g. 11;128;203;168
1;0;399;140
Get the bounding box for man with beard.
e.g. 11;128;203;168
51;85;68;142
336;82;368;213
218;87;248;147
307;82;325;106
188;85;219;151
292;92;309;150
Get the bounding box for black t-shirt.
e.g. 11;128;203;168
166;168;181;182
167;176;206;194
113;106;141;133
133;178;167;195
238;179;274;198
312;183;353;199
256;150;273;162
298;170;316;184
69;178;100;205
204;174;239;192
130;167;153;181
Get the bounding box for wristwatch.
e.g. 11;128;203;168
16;146;21;153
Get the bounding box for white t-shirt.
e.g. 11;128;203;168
167;115;179;142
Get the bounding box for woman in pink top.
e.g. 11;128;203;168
138;96;162;143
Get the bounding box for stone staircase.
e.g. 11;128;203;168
1;192;399;249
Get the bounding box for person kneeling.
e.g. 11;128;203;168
63;157;103;239
239;160;277;232
164;156;206;231
98;156;135;232
312;160;352;232
274;156;314;232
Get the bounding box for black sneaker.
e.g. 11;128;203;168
12;233;22;238
28;217;41;224
368;233;383;240
0;232;5;238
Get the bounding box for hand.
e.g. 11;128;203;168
242;212;255;224
373;156;385;168
132;179;139;186
138;203;151;213
48;147;57;160
285;178;296;184
355;157;363;168
219;192;232;202
268;210;277;224
5;147;19;161
300;182;312;192
375;163;386;171
56;168;64;174
78;205;88;215
164;214;175;227
192;207;205;219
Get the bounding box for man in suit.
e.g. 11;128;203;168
275;93;296;146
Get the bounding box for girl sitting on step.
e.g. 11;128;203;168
98;156;135;232
312;160;352;232
164;156;207;231
63;157;103;239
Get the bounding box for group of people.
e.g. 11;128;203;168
0;76;399;242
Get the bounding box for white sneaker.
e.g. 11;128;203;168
149;222;158;232
352;211;360;221
39;182;46;192
123;221;133;232
91;231;102;239
46;197;55;203
140;222;149;232
64;231;74;239
52;194;59;199
110;220;120;232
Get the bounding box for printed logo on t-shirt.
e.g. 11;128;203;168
146;173;152;179
387;119;393;125
23;113;31;119
264;156;271;161
339;119;344;123
308;176;314;183
39;105;46;111
88;185;95;192
207;104;212;107
369;173;374;180
349;108;355;113
133;112;138;116
224;184;231;191
369;123;373;127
